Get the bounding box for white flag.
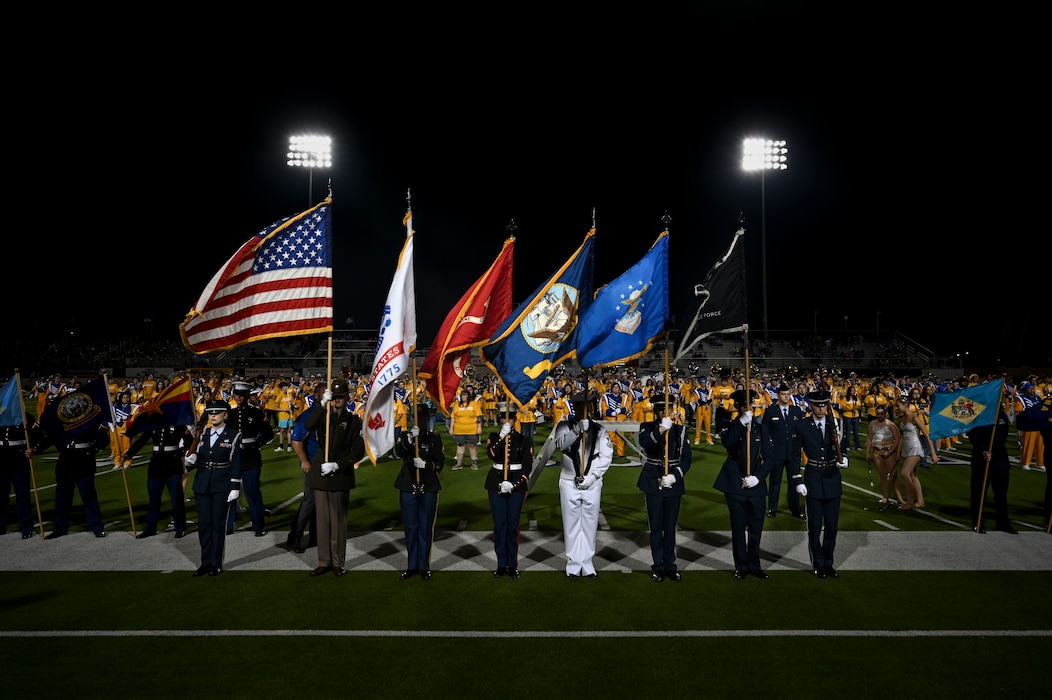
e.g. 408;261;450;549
362;210;418;464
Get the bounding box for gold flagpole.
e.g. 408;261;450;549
743;330;751;475
108;373;138;536
975;376;1007;533
15;370;46;540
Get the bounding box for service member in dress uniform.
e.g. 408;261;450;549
0;418;45;538
184;399;243;576
305;378;365;578
763;383;807;519
799;390;848;579
637;398;691;582
485;419;533;579
713;389;774;579
393;403;445;580
127;422;195;539
225;381;274;536
553;392;613;578
42;423;111;539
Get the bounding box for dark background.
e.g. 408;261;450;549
8;6;1044;369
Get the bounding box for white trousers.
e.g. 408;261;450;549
559;477;603;576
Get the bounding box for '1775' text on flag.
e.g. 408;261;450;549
180;198;334;354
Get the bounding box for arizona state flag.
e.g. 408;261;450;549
124;376;196;437
39;376;114;446
419;237;514;415
480;229;594;407
929;379;1003;440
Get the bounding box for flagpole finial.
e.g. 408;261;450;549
738;211;745;227
327;178;333;199
406;188;412;212
507;218;517;235
591;207;597;229
661;211;671;232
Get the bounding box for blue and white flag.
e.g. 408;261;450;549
576;232;669;369
929;380;1003;440
0;375;25;428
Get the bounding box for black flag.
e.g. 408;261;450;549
673;227;748;364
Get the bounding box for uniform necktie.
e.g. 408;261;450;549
817;421;824;432
782;407;788;420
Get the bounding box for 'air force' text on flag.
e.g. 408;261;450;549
576;231;669;369
480;229;595;408
180;198;334;354
362;211;417;465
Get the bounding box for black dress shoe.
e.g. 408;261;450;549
507;567;520;579
174;531;187;539
22;532;35;539
44;531;67;540
824;567;840;579
400;570;417;580
732;571;746;580
651;572;665;582
94;531;107;538
254;530;268;537
750;570;770;580
998;525;1018;534
666;571;683;582
812;568;828;579
333;567;347;577
493;566;507;578
310;566;333;577
975;525;987;534
136;532;156;539
208;567;222;576
584;573;597;578
193;565;211;577
421;570;433;580
790;511;806;519
565;573;578;578
766;510;777;518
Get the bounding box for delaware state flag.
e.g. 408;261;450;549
929;380;1003;440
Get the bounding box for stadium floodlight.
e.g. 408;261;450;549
742;137;788;342
287;135;332;206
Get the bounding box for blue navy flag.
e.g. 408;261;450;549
480;229;595;408
39;376;115;446
576;231;669;369
673;227;748;364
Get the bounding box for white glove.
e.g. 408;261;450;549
660;417;673;431
226;489;239;503
499;422;512;439
796;484;808;496
575;419;590;434
742;475;759;489
659;473;676;488
499;480;514;494
837;457;849;469
409;425;420;438
739;410;753;426
184;453;198;466
321;389;332;407
321;461;339;476
413;457;427;470
576;473;597;490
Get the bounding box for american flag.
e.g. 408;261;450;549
180;199;334;354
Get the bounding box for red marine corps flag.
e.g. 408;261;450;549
419;236;514;415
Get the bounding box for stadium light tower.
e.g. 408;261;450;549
287;134;332;206
742;137;788;342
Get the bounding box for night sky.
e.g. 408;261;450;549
12;8;1042;369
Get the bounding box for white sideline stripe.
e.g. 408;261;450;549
3;629;1051;639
